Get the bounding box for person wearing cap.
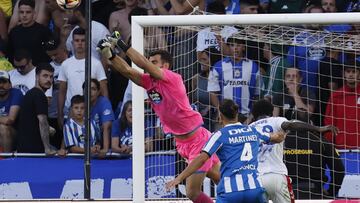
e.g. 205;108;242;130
208;30;262;123
0;70;23;152
324;58;360;149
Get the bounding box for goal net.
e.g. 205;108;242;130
130;13;360;202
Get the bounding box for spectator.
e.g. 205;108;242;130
322;0;352;33
9;49;52;97
57;27;108;129
0;70;23;152
7;0;51;65
284;131;345;199
190;47;221;131
65;20;110;60
16;63;61;155
273;67;316;123
240;0;259;14
324;61;360;149
208;34;262;123
111;100;133;154
9;0;49;31
92;0;125;28
287;4;326;94
0;37;13;71
44;36;69;149
88;79;114;157
108;0;140;42
262;43;288;101
63;95;101;154
127;6;168;54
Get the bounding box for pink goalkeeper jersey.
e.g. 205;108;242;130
141;69;203;135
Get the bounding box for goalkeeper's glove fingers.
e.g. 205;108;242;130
107;31;130;52
96;39;116;60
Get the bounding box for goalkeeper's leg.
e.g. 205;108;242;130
259;173;295;203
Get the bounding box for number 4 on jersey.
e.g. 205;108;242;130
240;143;253;161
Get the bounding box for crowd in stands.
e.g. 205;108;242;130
0;0;359;199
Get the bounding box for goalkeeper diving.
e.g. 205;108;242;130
97;32;220;203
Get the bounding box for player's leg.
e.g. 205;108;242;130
185;172;213;202
175;127;217;202
259;173;294;203
206;161;221;184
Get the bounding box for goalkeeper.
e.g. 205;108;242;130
97;32;220;203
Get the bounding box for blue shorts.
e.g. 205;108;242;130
216;188;266;203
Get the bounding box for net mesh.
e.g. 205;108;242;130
139;18;360;200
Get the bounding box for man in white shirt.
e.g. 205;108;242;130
58;27;108;128
10;49;52;98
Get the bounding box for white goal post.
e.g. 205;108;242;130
131;13;360;203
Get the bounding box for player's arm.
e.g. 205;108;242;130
281;120;338;135
110;55;143;86
269;131;286;143
97;39;143;86
107;32;164;80
166;151;209;191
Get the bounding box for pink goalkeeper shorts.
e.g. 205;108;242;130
175;127;220;172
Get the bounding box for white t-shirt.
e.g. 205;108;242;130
9;68;52;97
196;27;219;52
66;21;110;60
57;56;107;108
249;116;288;176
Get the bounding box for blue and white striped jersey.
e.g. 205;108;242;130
202;123;270;195
208;57;261;114
63;118;100;148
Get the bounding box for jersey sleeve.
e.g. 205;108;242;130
99;97;115;124
140;73;152;90
202;131;223;156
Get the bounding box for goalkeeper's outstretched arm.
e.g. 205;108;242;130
110;55;143;87
108;32;164;80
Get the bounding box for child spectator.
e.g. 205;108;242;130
63;95;101;154
111;100;154;154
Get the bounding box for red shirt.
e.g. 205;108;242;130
324;83;360;149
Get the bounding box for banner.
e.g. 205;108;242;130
0;152;358;199
0;155;176;199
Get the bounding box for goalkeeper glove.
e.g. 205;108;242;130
96;39;116;60
107;31;131;52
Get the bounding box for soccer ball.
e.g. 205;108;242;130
56;0;81;10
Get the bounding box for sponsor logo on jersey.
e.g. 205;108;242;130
13;84;29;95
147;90;162;104
223;80;249;87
